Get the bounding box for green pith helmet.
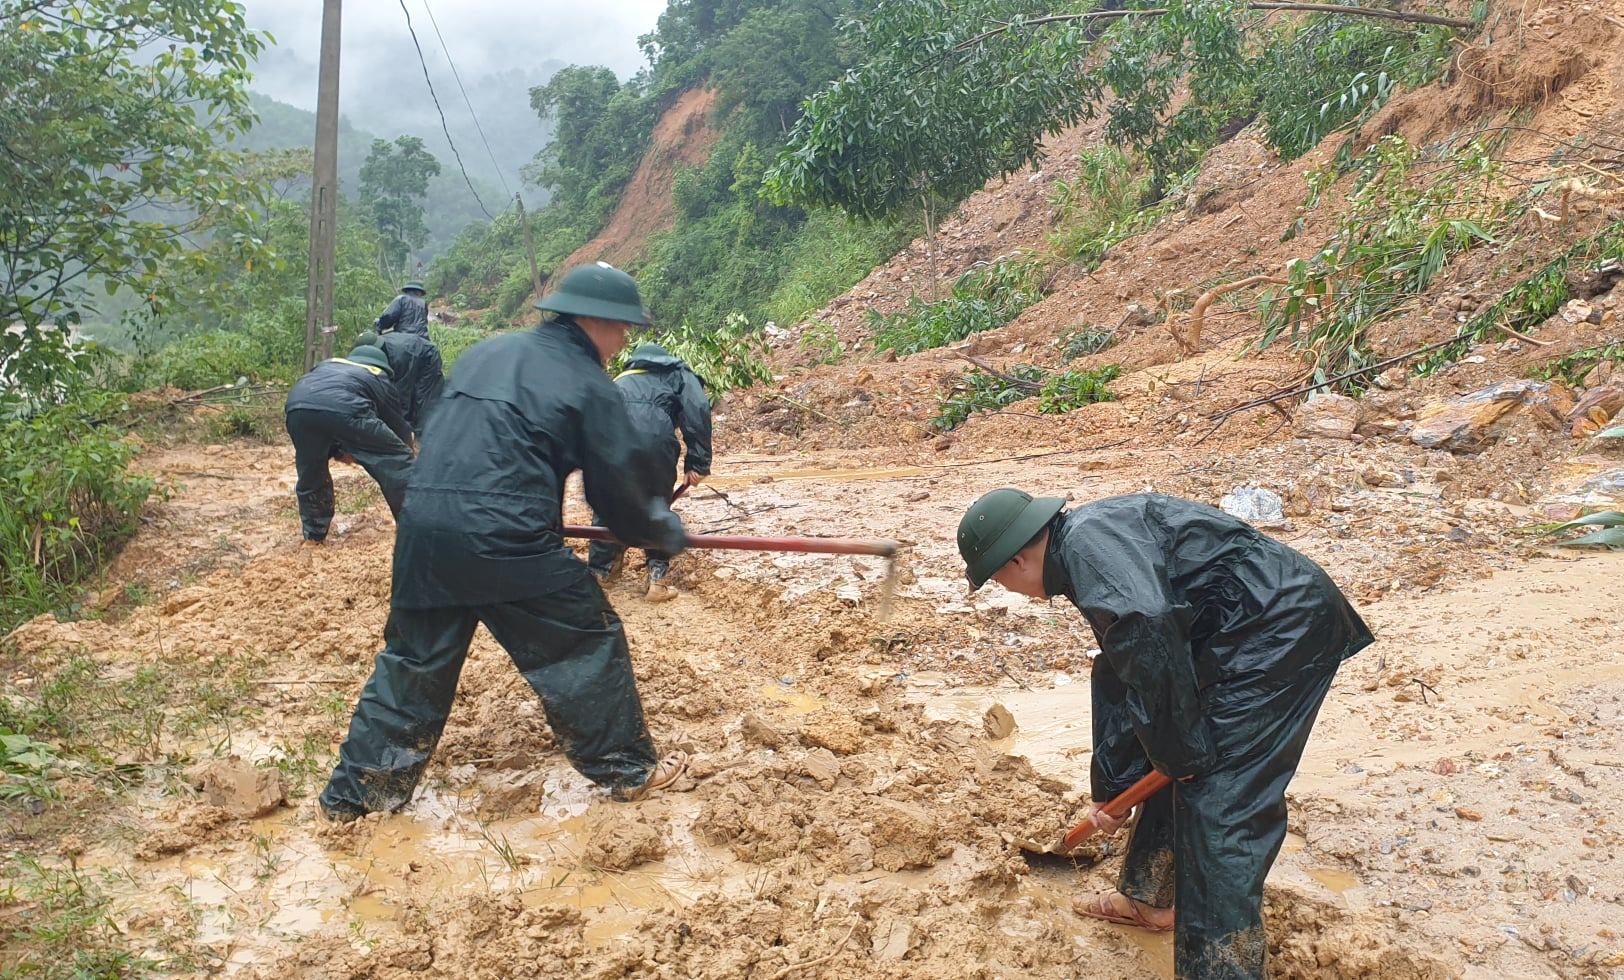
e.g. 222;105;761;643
402;281;426;294
355;330;381;348
345;344;392;376
957;488;1064;590
534;262;651;326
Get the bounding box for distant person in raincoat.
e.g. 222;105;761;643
320;263;690;822
282;343;415;544
374;279;430;335
587;342;712;601
956;489;1372;980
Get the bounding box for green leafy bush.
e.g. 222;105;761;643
142;330;263;391
636;312;773;394
933;363;1119;430
0;394;153;631
1059;325;1118;359
1039;365;1122;413
871;256;1045;355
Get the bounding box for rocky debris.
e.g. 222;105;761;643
739;711;785;749
983;703;1017;740
1219;487;1287;527
1410;379;1574;452
801;748;841;790
187;756;286;819
1293;393;1361;441
1568;382;1624;437
1355;390;1420;438
799;709;864;755
869;798;952;871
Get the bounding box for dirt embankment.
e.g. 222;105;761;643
550;87;722;284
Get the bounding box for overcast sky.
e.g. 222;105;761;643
242;0;667;113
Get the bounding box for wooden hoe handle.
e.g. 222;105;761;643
1059;771;1176;851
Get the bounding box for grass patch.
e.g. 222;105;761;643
1047;148;1184;268
934;364;1120;431
871;254;1045;356
0;856;162;978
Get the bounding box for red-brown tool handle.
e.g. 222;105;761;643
562;525;897;558
1060;771;1175;851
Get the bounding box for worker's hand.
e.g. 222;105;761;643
684;470;705;488
1088;804;1129;836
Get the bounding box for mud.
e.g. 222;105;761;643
8;0;1624;974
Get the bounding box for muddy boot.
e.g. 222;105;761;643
644;565;676;603
319;800;364;824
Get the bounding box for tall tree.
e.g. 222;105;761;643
0;0;267;400
359;136;442;278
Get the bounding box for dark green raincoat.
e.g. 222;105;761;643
375;328;444;429
283;358;414;541
587;343;712;578
321;318;687;819
1043;494;1372;979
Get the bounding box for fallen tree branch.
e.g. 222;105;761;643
955;3;1475;51
949;349;1042;392
1208;335;1463;423
1169;275;1288;353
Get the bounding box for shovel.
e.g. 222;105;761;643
1056;771;1174;852
561;524;900;612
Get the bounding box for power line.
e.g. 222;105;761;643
396;0;495;220
420;0;513;199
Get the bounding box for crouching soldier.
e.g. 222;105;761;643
587;342;712;601
320;263;690;821
957;489;1372;980
356;326;444;432
283;343;415;544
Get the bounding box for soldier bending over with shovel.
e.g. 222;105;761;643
957;489;1372;979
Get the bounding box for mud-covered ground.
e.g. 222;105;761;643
4;434;1624;978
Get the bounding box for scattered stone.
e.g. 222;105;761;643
800;710;864;755
1567;382;1624;438
1293;393;1360;441
983;703;1016;740
188;756;286;819
1433;757;1459;776
802;748;841;790
740;712;784;749
1410;380;1574;452
1219;487;1286;527
1455;807;1484;822
1361;467;1406;489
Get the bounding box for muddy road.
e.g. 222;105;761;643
4;439;1624;978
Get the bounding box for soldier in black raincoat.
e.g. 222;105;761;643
320;264;690;821
374;280;430;335
357;326;443;431
587;342;712;601
283;343;415;543
957;490;1373;979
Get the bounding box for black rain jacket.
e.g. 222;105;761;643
376;330;444;429
615;344;713;476
391;318;686;609
375;292;428;334
284;358;413;444
1041;494;1373;801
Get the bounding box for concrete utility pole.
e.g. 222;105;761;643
516;193;544;300
303;0;342;373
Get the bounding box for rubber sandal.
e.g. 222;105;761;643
612;750;690;802
1073;892;1174;932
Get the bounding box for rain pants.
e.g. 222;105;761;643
320;318;687;818
283;358;415;541
1043;494;1372;979
375;328;444;429
587;344;712;580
